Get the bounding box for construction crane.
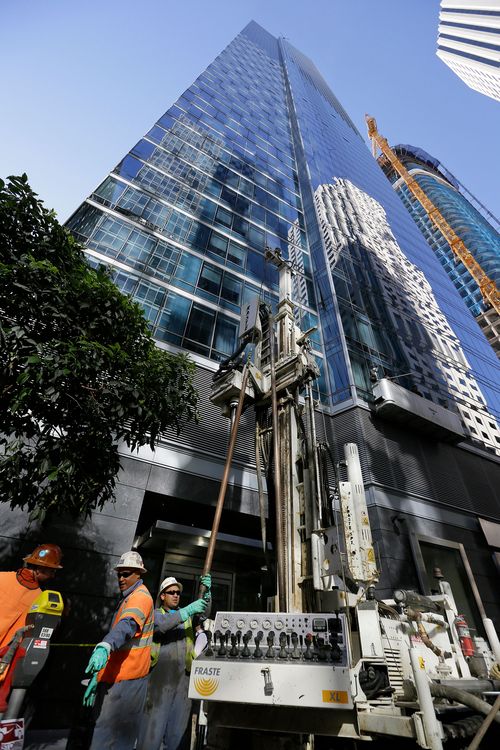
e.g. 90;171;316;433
366;115;500;317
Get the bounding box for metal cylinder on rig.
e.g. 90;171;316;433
339;443;379;587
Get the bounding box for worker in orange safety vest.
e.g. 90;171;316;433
0;544;63;649
83;550;154;750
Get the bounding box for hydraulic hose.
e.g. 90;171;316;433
429;683;500;725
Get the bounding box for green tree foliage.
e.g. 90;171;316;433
0;174;198;518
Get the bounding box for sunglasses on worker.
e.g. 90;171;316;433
163;589;181;596
116;570;135;578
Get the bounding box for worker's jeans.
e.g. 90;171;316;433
90;675;148;750
136;668;192;750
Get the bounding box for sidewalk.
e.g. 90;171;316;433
24;730;69;750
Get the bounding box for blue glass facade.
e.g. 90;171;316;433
66;21;500;451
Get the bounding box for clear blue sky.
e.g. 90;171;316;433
1;0;499;222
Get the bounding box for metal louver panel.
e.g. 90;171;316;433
456;450;500;518
324;405;500;522
420;441;471;511
160;365;232;460
369;418;434;498
159;369;500;521
233;405;257;466
383;646;404;695
327;408;374;482
160;364;256;469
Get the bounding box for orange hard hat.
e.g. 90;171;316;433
23;543;63;569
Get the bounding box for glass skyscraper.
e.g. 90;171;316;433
67;22;500;453
61;21;500;644
437;0;500;102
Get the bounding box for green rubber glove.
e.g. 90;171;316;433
179;598;208;622
83;673;98;708
200;573;211;591
85;644;109;674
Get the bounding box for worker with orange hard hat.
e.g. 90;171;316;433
0;543;63;649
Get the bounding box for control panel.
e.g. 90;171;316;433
204;611;348;666
189;612;352;709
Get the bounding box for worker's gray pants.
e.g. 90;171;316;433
136;669;192;750
90;675;149;750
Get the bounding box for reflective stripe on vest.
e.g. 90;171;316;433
184;619;195;673
149;610;195;673
99;583;153;683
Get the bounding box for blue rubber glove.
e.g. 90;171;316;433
85;644;110;674
83;673;98;708
200;573;211;591
179;598;207;623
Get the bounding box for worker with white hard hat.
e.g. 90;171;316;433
137;571;211;749
83;550;154;750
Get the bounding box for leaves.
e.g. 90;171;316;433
0;175;198;518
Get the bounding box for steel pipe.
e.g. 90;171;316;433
201;364;249;582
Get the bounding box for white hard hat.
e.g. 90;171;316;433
159;576;183;594
114;551;147;573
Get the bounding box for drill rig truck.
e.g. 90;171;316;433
189;250;500;749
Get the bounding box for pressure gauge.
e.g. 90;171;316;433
250;619;258;629
236;619;245;629
220;618;230;629
274;619;284;630
262;619;272;630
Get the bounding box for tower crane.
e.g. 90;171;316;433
366;115;500;317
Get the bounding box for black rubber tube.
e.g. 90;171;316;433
429;683;500;725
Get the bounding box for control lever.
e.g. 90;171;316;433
265;631;275;659
316;636;328;661
304;633;313;660
241;630;252;657
254;631;264;659
329;633;342;662
205;629;213;657
218;630;228;657
291;632;301;659
278;632;288;659
261;668;274;696
236;629;242;649
214;630;225;657
229;633;239;657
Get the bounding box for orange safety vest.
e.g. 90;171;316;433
0;572;41;649
99;583;154;684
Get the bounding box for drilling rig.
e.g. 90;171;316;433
189;250;500;749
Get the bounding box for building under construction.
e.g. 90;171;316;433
377;143;500;358
2;21;500;737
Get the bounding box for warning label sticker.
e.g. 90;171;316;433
33;639;48;649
